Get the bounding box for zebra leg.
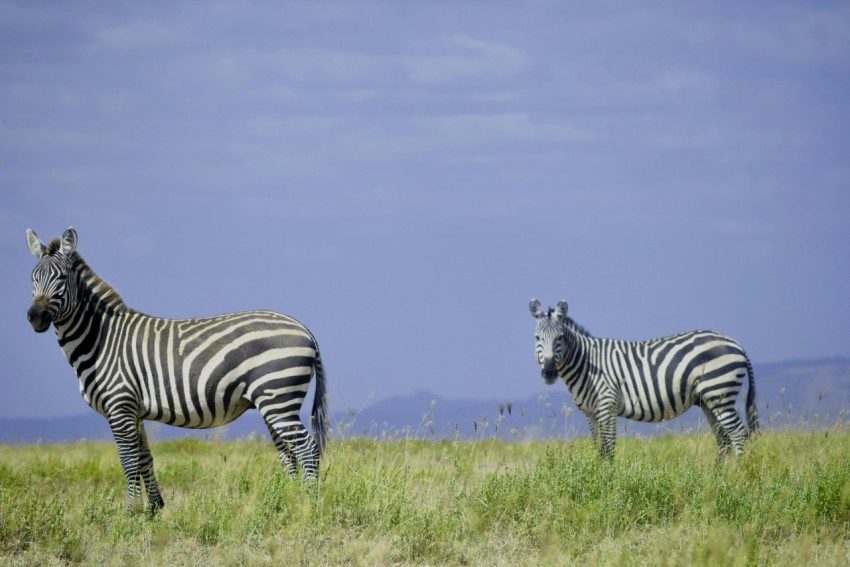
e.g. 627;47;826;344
264;419;321;480
594;402;618;460
137;421;165;511
264;420;297;476
710;407;748;457
700;405;731;461
250;377;322;482
585;413;599;446
593;392;619;460
698;389;749;458
107;412;143;511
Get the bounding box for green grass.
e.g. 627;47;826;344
2;430;850;566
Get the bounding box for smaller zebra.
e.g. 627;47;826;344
530;299;758;459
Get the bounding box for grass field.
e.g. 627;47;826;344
2;427;850;566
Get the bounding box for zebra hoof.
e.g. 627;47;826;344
147;498;165;516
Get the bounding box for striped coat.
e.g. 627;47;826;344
27;227;328;511
530;299;758;458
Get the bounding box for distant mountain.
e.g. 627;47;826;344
754;357;850;428
337;356;850;440
1;357;848;444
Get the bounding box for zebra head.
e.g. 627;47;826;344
26;227;79;333
529;298;569;385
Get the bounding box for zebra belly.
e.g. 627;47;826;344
618;391;692;422
154;397;253;429
139;390;254;428
138;370;256;428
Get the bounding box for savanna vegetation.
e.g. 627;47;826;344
2;425;850;566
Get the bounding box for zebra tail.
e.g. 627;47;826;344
745;356;760;435
310;336;329;456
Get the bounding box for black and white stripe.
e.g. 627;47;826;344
26;227;328;511
530;299;758;459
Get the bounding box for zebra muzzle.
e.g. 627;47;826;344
541;359;558;384
27;303;53;333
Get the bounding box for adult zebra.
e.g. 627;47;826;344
26;227;328;512
529;299;758;459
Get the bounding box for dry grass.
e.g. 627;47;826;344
2;428;850;566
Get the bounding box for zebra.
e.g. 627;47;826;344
529;298;758;459
26;226;328;512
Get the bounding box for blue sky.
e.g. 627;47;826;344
1;1;848;419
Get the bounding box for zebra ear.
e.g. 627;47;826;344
529;298;544;319
555;300;568;319
26;229;46;258
60;227;78;256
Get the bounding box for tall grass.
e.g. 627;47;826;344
2;429;850;566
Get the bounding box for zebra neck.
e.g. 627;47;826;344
558;332;595;386
71;255;129;318
54;256;130;372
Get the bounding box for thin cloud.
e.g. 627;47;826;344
404;35;526;84
96;20;187;51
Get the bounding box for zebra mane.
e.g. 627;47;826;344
46;237;62;256
70;252;138;315
543;307;593;337
563;315;593;338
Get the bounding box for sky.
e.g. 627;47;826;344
1;1;848;420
